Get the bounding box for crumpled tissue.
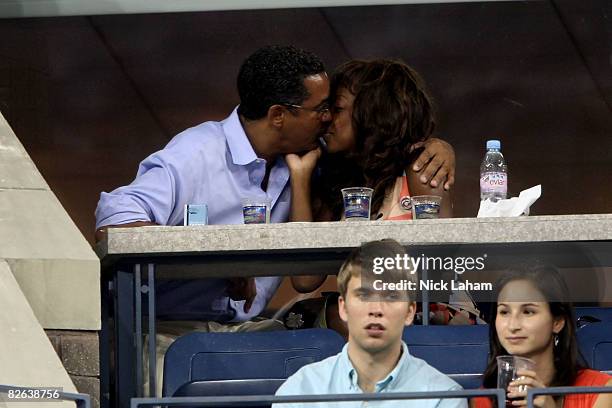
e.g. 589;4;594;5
477;185;541;217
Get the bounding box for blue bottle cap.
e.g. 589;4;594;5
486;140;501;150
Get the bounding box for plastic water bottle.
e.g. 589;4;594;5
480;139;507;202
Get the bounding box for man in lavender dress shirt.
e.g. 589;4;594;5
95;45;455;325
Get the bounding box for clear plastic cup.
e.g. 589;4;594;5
411;195;442;219
341;187;373;221
242;197;271;224
496;355;536;407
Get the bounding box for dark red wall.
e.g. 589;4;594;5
1;1;611;247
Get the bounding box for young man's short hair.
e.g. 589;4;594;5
237;45;326;120
337;239;418;300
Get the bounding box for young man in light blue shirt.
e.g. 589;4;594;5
275;240;467;408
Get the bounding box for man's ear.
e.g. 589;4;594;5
404;301;417;327
267;104;285;129
338;295;348;324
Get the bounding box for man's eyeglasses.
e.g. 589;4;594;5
283;103;331;118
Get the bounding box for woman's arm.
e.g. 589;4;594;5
95;221;158;243
286;149;327;292
592;378;612;408
286;149;320;222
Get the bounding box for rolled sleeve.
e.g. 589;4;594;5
95;152;185;229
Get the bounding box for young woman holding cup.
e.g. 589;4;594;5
473;266;612;408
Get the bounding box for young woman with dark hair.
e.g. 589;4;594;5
473;266;611;408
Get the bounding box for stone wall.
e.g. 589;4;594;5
46;331;100;408
0;110;100;403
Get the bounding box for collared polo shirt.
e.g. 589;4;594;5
95;107;289;321
274;342;467;408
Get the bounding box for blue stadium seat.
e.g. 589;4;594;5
403;325;490;388
174;378;284;397
575;307;612;326
163;328;345;397
173;378;284;408
577;322;612;371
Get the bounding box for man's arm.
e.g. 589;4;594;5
95;221;158;243
95;132;217;234
436;383;468;408
411;138;456;191
272;368;309;408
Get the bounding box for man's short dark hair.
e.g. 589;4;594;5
237;45;326;120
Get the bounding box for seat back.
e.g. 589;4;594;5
173;378;284;408
163;329;345;397
403;325;490;388
448;374;484;390
577;322;612;371
174;378;284;397
575;307;612;327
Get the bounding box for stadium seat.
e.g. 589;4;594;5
173;378;284;408
403;325;490;388
448;374;485;390
575;307;612;327
163;328;345;398
577;322;612;371
174;378;284;397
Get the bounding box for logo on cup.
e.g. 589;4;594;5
242;197;270;224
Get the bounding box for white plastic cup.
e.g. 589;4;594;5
341;187;373;221
242;197;271;224
411;195;442;219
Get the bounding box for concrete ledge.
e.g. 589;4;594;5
98;214;612;258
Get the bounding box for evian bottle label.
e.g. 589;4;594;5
480;172;507;194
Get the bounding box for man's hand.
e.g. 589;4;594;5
410;138;456;191
227;277;257;313
285;148;321;180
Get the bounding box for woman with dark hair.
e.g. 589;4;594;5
473;266;611;408
287;59;452;223
285;59;470;330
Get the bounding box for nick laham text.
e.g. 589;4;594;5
373;279;493;291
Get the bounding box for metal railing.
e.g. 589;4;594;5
0;384;91;408
527;386;612;408
131;388;504;407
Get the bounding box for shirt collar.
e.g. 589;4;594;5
222;106;258;166
383;342;410;389
341;341;411;392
